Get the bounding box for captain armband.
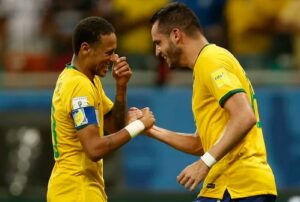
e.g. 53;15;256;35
72;106;98;130
201;152;217;168
124;120;145;138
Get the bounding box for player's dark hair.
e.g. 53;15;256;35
150;2;203;37
72;16;115;55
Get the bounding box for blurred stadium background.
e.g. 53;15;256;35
1;0;300;202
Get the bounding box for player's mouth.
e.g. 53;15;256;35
104;63;111;73
97;62;111;74
162;54;170;65
162;54;168;62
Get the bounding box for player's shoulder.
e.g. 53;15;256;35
200;44;236;67
201;44;233;58
58;69;92;92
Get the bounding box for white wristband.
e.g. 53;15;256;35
124;120;145;138
201;152;217;168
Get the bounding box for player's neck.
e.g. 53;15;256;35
185;36;208;70
71;55;94;81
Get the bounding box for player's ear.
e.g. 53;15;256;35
81;42;90;54
170;28;181;43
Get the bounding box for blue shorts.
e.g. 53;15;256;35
194;190;276;202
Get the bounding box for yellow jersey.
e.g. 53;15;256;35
192;44;277;199
47;65;113;202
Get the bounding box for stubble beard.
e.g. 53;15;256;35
167;42;182;70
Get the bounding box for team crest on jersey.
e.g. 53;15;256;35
211;68;231;88
73;108;88;127
72;96;89;110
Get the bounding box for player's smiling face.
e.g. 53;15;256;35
91;33;117;77
151;21;182;70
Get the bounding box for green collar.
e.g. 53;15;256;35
66;63;77;70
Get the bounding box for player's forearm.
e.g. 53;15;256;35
111;85;127;130
87;129;131;161
147;126;203;155
208;111;256;161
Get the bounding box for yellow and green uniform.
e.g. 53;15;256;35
47;65;113;202
192;44;277;199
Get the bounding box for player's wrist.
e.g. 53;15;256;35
201;152;217;168
124;120;145;138
116;82;128;89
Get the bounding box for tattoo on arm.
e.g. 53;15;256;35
112;99;126;129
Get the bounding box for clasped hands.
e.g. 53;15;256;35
126;107;155;131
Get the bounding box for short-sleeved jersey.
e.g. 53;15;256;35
192;44;277;199
47;65;113;202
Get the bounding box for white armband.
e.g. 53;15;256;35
124;120;145;138
201;152;217;168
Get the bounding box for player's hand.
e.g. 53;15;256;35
126;107;143;124
144;125;159;136
177;159;210;191
139;107;155;130
112;55;132;86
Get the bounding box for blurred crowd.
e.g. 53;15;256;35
0;0;300;83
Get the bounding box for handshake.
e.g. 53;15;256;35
124;107;155;138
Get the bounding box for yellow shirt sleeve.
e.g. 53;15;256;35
201;53;245;107
62;77;96;114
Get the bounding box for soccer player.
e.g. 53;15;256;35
146;3;277;202
47;16;155;202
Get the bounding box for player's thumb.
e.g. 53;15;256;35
110;53;119;63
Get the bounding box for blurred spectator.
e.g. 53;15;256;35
109;0;169;73
225;0;291;69
94;0;114;18
279;0;300;69
0;0;51;71
175;0;227;48
42;0;100;71
0;15;5;70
